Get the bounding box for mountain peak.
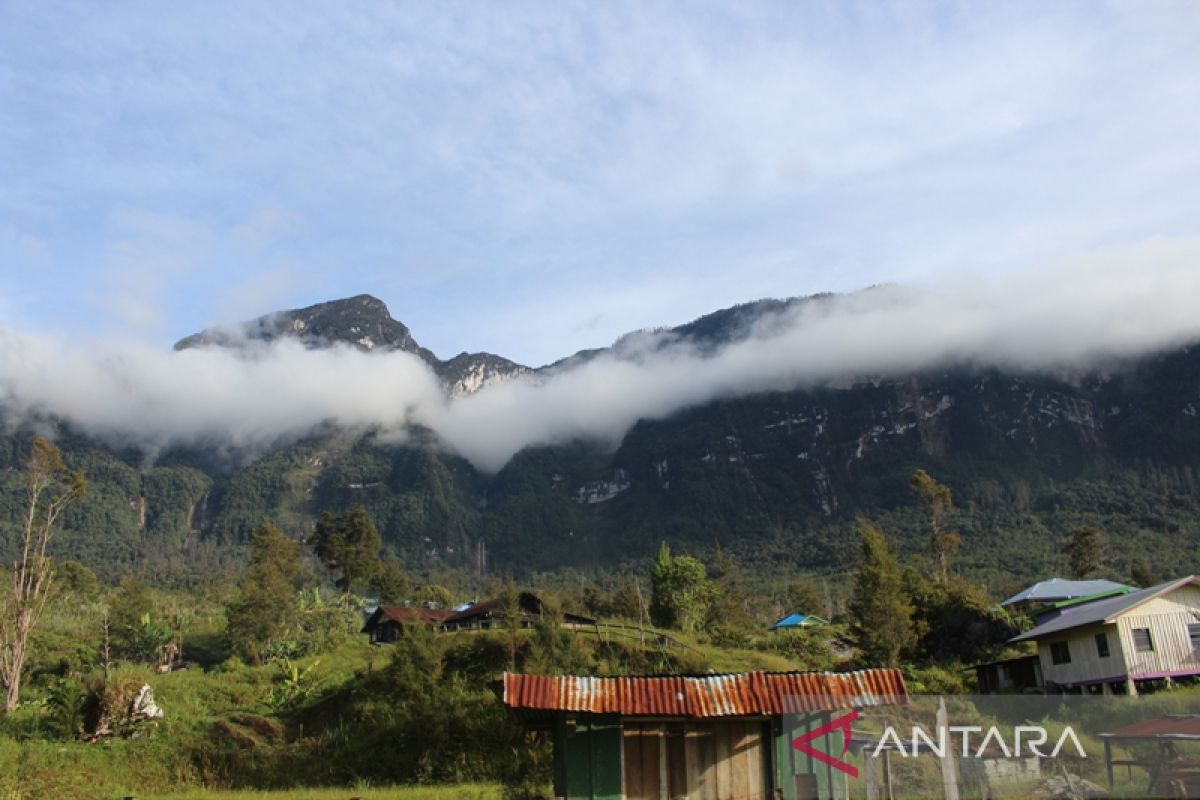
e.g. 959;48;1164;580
323;293;390;316
173;294;437;363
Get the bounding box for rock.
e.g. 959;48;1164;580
1031;773;1108;798
85;683;164;742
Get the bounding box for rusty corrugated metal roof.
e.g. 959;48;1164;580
1100;715;1200;740
361;605;454;633
380;606;454;624
502;669;908;717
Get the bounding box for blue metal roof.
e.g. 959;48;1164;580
769;613;827;630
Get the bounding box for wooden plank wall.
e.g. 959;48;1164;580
622;720;766;800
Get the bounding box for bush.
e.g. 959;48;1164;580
903;664;970;695
756;626;848;671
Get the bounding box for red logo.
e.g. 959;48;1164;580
791;709;859;778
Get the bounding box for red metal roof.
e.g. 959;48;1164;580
380;606;454;624
1100;715;1200;740
502;669;908;718
362;606;454;633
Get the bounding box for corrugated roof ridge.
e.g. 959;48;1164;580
502;669;908;717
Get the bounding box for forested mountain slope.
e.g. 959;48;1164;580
3;294;1199;588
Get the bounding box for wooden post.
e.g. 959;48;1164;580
1105;739;1114;787
884;749;895;800
937;698;960;800
864;749;880;800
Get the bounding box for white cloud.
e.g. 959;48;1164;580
1;238;1197;471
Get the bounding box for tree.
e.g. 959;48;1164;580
906;573;1019;664
848;520;916;668
310;505;382;592
1064;525;1104;579
526;596;588;675
649;543;716;633
227;519;301;664
52;560;100;600
785;579;825;617
1129;560;1156;588
910;469;960;582
370;559;410;605
499;581;524;671
0;438;86;712
609;579;645;622
109;576;173;663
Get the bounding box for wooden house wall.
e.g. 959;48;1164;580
621;720;767;800
1116;585;1200;678
1036;622;1125;687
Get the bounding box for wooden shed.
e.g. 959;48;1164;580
502;669;908;800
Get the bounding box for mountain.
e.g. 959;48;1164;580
174;294;531;395
3;293;1200;592
174;294;437;361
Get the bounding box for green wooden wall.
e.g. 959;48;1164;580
554;714;623;800
773;711;847;800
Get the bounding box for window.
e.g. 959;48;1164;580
1188;623;1200;649
1095;633;1110;658
1050;641;1071;665
1133;628;1155;653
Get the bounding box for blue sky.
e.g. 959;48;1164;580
2;1;1198;366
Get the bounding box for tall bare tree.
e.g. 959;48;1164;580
1;438;86;712
910;469;960;582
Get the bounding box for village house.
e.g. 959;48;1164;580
363;592;597;643
769;613;829;631
360;605;453;643
502;669;908;800
1009;575;1200;695
440;591;596;631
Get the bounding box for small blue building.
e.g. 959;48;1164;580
770;613;830;631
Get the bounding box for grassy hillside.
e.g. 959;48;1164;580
0;578;831;800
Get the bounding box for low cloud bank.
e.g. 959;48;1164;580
3;239;1199;471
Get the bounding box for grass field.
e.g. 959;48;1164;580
139;786;501;800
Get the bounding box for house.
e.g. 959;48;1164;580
502;668;909;800
973;653;1043;693
770;613;829;631
1000;578;1133;616
1009;575;1200;695
361;605;453;643
441;591;596;631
